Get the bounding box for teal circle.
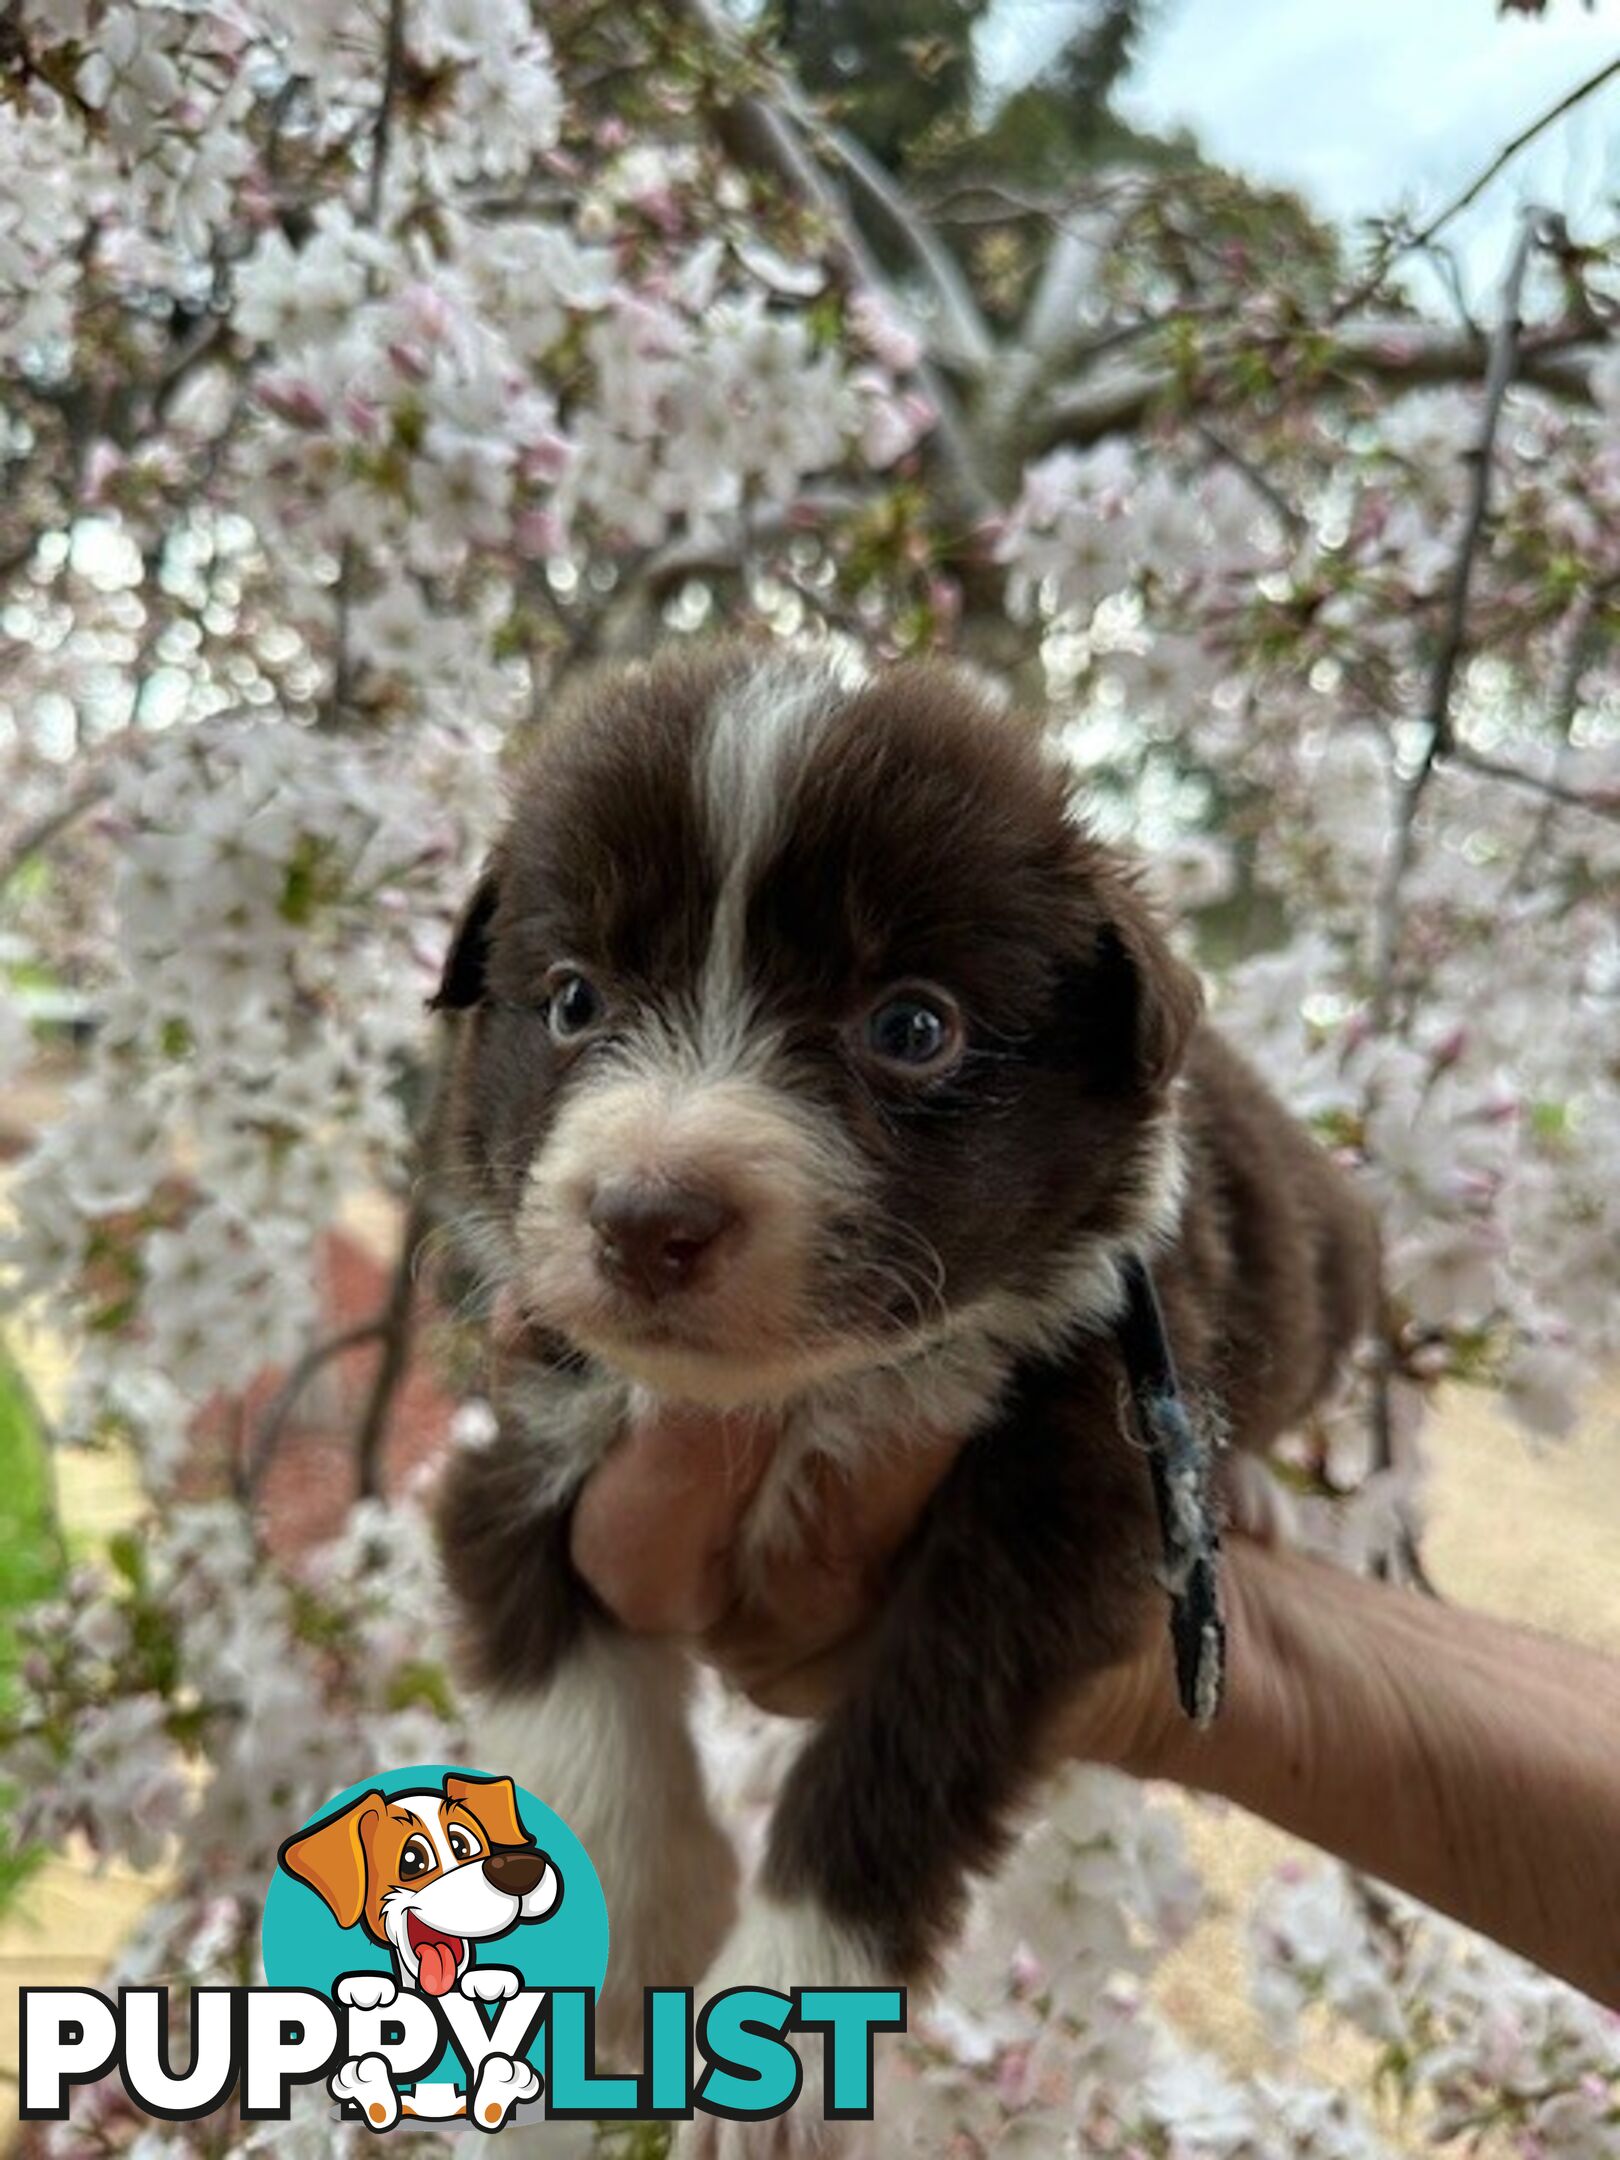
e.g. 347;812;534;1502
262;1762;608;2082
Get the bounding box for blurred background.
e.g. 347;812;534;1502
0;1;1617;2153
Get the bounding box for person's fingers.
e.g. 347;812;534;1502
572;1404;966;1666
568;1407;778;1635
698;1430;968;1705
742;1433;966;1639
564;1358;1190;1769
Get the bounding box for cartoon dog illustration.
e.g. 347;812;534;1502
279;1771;562;2130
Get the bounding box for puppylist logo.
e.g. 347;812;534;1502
20;1763;905;2133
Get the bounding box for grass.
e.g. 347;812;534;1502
0;1344;64;1913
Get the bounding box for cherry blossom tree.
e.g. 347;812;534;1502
1;2;1617;2153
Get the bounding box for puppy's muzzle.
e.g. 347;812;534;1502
482;1848;549;1897
588;1179;738;1301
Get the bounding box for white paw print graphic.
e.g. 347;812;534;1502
329;2052;399;2132
471;2051;540;2131
335;1973;398;2012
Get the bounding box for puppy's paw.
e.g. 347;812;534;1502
336;1973;398;2012
460;1963;521;2002
470;2051;540;2132
329;2053;400;2131
675;1896;890;2160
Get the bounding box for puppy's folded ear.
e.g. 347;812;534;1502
444;1772;532;1849
430;864;501;1012
1095;883;1204;1093
278;1790;383;1930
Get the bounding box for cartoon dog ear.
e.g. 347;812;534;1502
278;1791;383;1931
444;1773;531;1849
1095;882;1204;1094
429;865;501;1013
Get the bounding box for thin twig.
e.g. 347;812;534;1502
1423;218;1542;757
353;1192;429;1500
1335;55;1620;318
1504;585;1604;895
366;0;408;227
1451;740;1620;824
0;774;113;891
1194;422;1308;538
1369;212;1543;1027
247;1316;390;1495
324;539;356;731
349;1036;454;1498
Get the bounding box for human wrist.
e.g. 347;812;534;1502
1112;1537;1303;1788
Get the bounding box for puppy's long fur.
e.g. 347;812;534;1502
430;644;1379;2109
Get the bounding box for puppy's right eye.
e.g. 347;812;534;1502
544;965;606;1045
859;983;965;1077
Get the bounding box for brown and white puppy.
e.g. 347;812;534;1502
430;643;1379;2151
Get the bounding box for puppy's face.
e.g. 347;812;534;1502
438;648;1200;1406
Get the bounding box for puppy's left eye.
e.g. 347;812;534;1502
446;1824;482;1863
861;985;965;1074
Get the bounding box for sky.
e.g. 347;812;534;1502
979;0;1620;306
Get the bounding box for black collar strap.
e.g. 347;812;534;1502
1116;1257;1226;1727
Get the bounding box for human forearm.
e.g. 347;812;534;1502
1133;1541;1620;2007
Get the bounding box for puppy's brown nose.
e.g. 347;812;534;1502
482;1849;547;1896
589;1182;735;1299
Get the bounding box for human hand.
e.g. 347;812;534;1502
568;1408;1181;1765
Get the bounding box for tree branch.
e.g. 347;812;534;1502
815;124;995;372
1194;421;1308;538
366;0;409;227
1336;55;1620;317
348;1032;454;1500
1420;221;1542;760
0;774;112;891
247;1317;389;1494
1503;584;1608;893
353;1190;427;1500
1369;213;1543;1028
1029;316;1601;457
662;0;994;517
1450;740;1620;825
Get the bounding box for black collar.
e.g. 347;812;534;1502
1116;1257;1226;1726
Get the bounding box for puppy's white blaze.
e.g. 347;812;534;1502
473;1636;738;2063
514;1064;858;1396
696;656;864;1070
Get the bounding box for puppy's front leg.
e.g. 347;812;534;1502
438;1423;738;2066
681;1356;1156;2157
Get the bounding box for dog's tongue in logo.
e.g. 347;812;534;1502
407;1914;465;1997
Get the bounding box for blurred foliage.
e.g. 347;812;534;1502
0;1347;62;1912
